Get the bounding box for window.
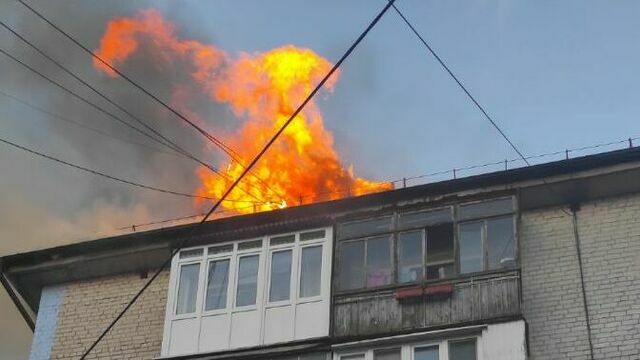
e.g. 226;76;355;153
449;339;476;360
176;263;200;314
336;338;477;360
205;259;230;311
398;231;423;283
236;255;259;306
269;250;292;302
339;240;365;290
374;349;400;360
458;216;515;274
426;224;454;279
339;236;392;290
300;246;322;297
336;197;516;291
414;346;439;360
164;228;331;356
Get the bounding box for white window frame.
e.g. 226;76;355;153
161;227;332;356
333;336;481;360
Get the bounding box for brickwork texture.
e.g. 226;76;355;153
521;193;640;360
48;270;169;359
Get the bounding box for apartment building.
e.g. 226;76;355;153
2;147;640;360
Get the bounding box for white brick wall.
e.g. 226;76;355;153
521;193;640;360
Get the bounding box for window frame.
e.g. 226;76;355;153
334;336;480;360
335;196;517;293
456;214;517;275
163;227;333;356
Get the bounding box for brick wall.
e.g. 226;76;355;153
48;270;169;359
521;193;640;360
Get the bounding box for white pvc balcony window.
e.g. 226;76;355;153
269;250;292;302
175;263;200;314
300;245;322;298
373;348;400;360
414;346;439;360
205;259;230;311
236;255;259;306
449;339;476;360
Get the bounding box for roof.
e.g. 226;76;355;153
5;146;640;328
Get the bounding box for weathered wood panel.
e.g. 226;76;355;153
333;271;521;338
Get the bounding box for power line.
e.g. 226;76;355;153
14;0;285;200
119;133;640;233
0;135;260;204
390;3;577;217
390;3;530;165
77;1;396;358
0;89;178;157
0;44;269;204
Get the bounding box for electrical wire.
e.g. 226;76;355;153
0;89;178;157
13;1;286;201
0;44;269;204
0;135;260;204
76;1;396;358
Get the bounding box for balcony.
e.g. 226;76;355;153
332;270;521;338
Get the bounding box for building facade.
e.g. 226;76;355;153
3;148;640;360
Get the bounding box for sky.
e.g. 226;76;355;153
2;0;640;358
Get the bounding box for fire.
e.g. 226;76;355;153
94;10;392;214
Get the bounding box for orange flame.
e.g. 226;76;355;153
94;10;392;214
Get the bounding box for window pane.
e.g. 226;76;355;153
415;346;439;360
300;246;322;298
300;229;326;241
300;353;327;360
205;260;229;311
176;263;200;314
374;348;400;360
339;241;365;290
341;355;365;360
270;234;295;246
459;222;484;274
487;216;515;270
398;231;423;283
337;216;392;240
426;223;455;279
269;250;292;302
458;197;513;220
238;240;262;250
366;236;392;287
236;255;259;306
179;248;203;259
398;207;452;229
449;339;477;360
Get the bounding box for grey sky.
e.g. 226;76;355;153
2;0;640;358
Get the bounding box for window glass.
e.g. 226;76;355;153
414;346;439;360
458;198;513;221
426;224;455;279
270;234;295;246
238;240;262;250
449;339;477;360
205;259;230;311
236;255;259;306
300;246;322;298
459;222;484;274
366;236;392;287
179;248;203;259
338;216;392;240
339;240;365;290
269;250;292;302
176;263;200;314
208;244;233;255
398;231;423;283
299;352;327;360
300;230;326;241
340;355;365;360
487;216;515;270
373;348;400;360
398;208;452;229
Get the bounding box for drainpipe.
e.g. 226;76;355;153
570;203;595;360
